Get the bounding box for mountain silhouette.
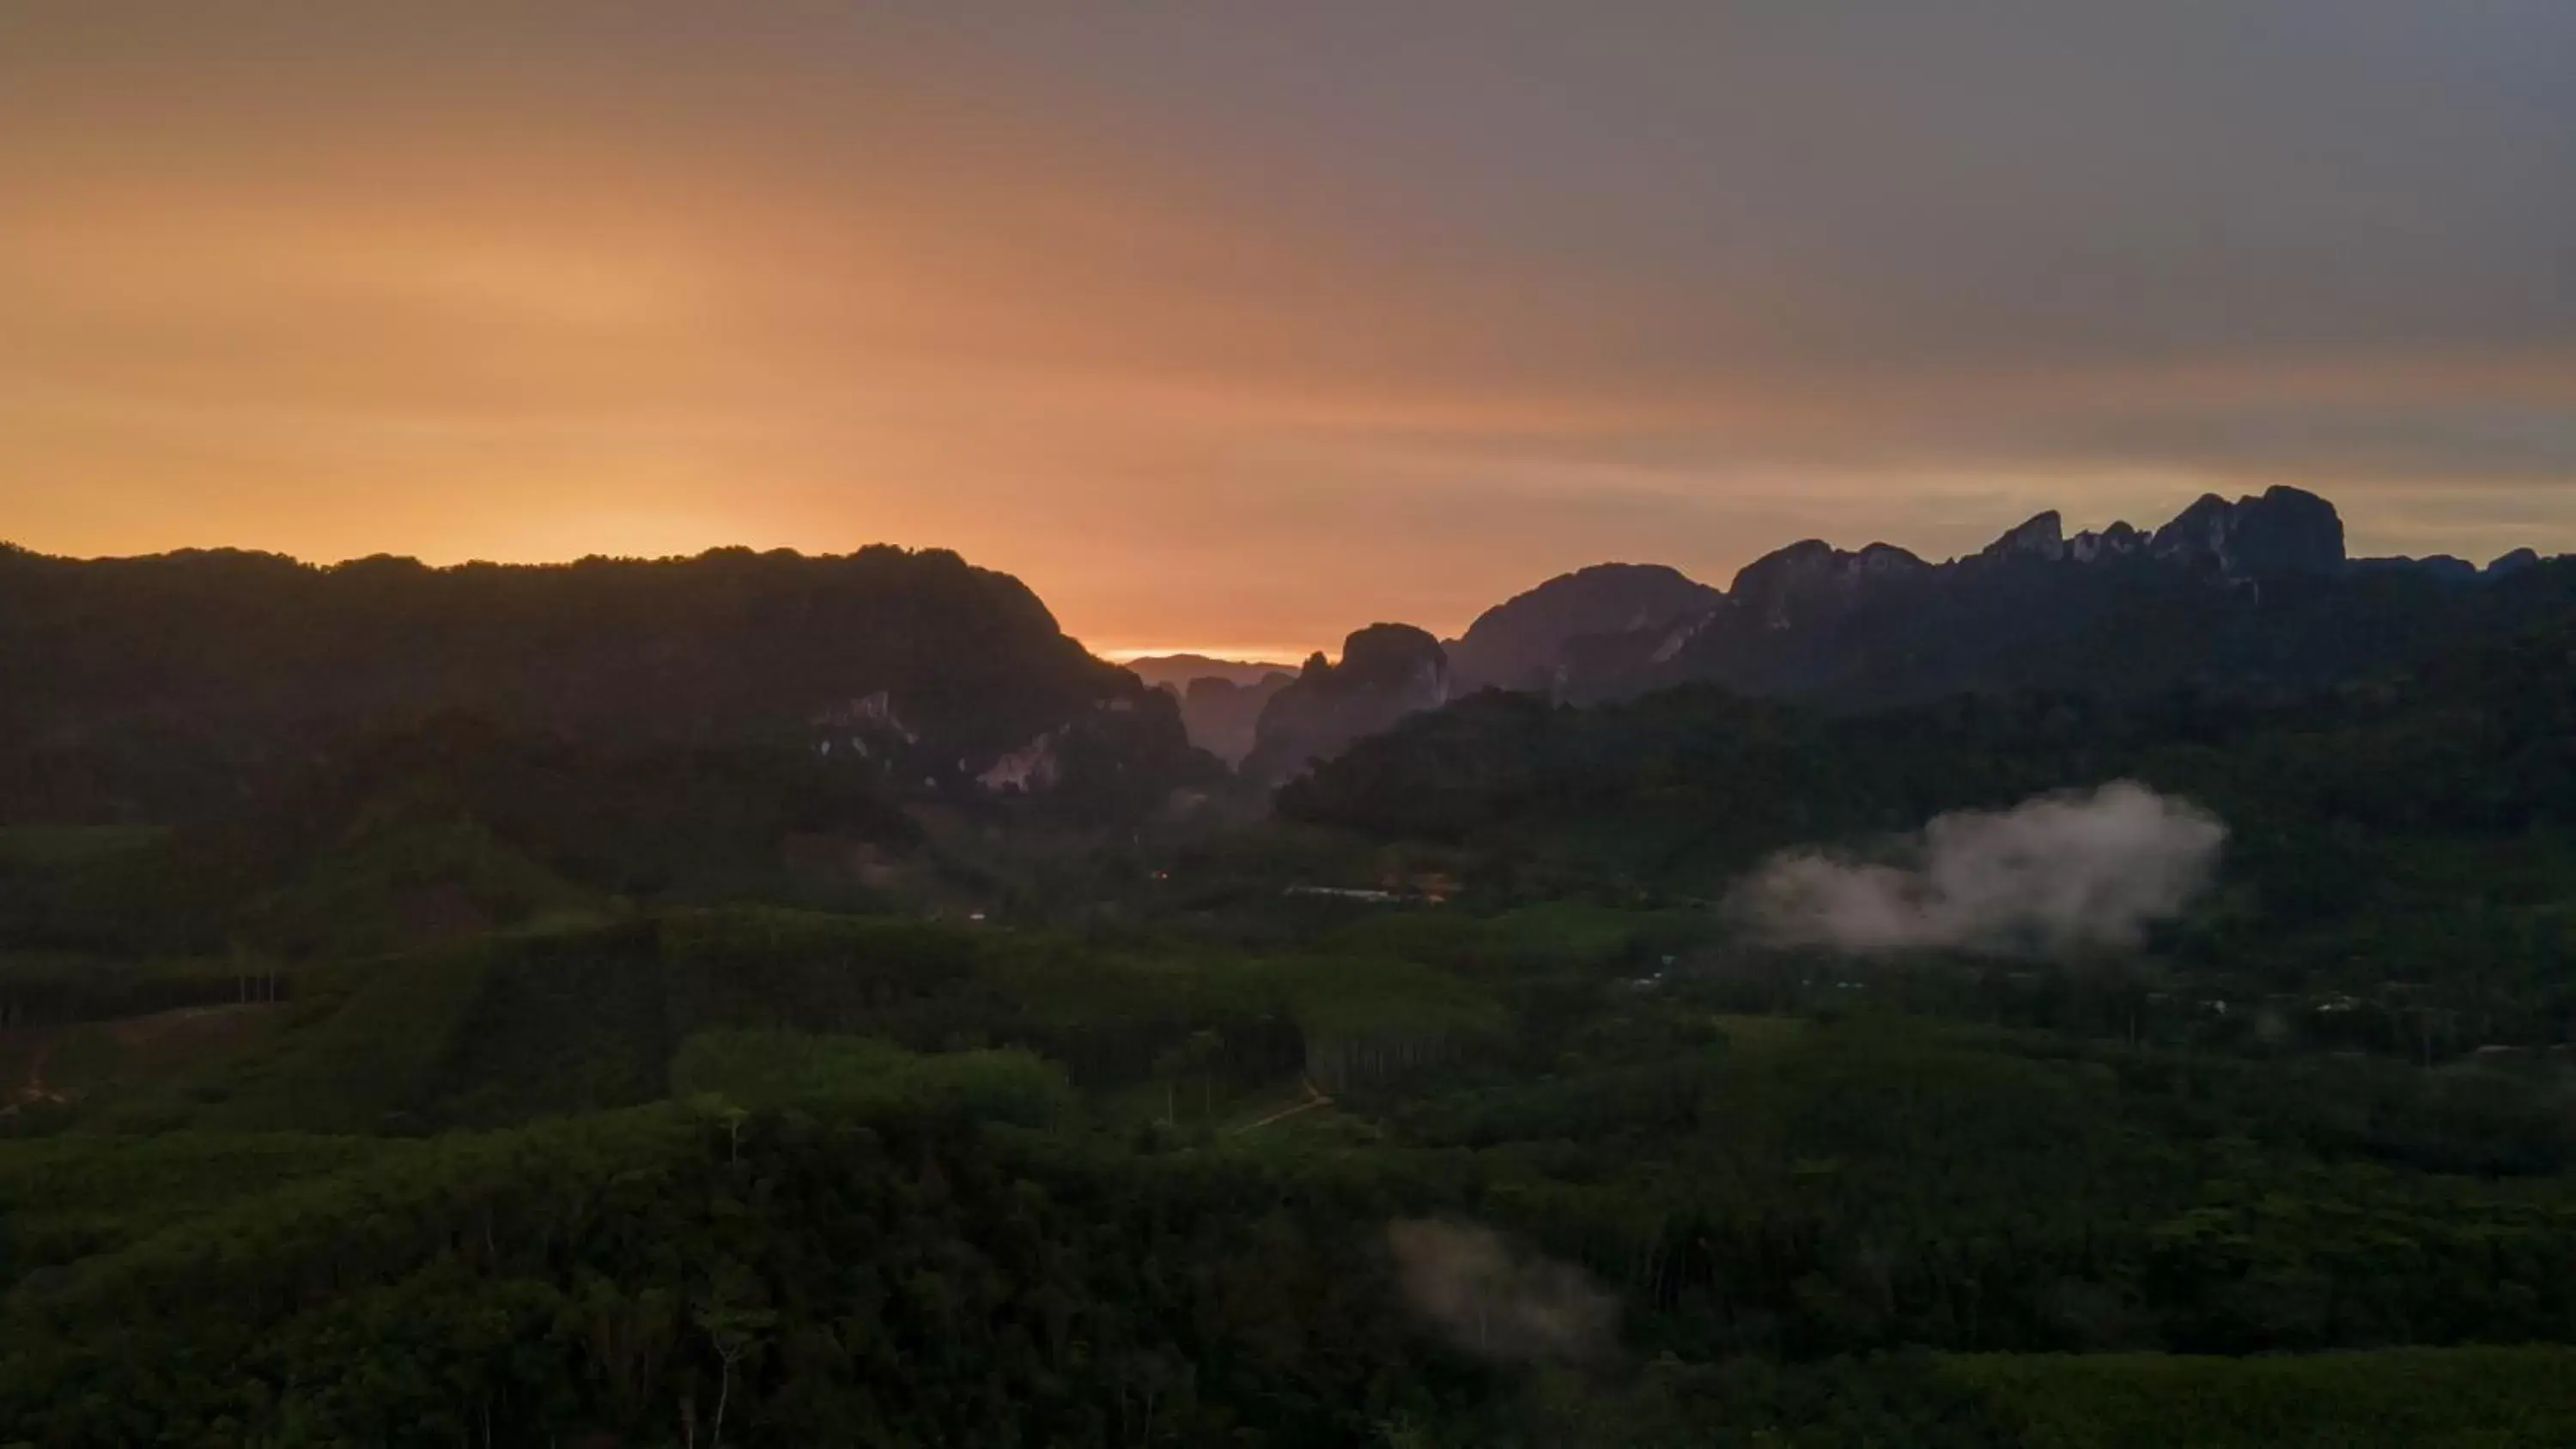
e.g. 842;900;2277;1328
1417;487;2569;715
1241;623;1450;784
0;542;1206;824
1443;562;1723;694
1122;653;1297;691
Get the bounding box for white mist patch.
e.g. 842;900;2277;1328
1730;781;2224;956
1387;1219;1617;1366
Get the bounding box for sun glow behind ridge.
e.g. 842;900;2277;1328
3;3;2573;651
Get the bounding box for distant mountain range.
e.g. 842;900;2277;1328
1544;485;2563;706
1230;487;2575;780
12;487;2569;815
1123;655;1297;767
1122;653;1297;691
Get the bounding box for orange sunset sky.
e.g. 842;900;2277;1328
5;3;2573;660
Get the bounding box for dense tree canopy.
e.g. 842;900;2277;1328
9;555;2576;1444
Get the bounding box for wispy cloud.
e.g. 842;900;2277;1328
1730;782;2226;957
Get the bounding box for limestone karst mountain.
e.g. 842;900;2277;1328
1443;563;1723;694
1241;623;1450;783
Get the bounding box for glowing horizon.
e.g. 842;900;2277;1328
6;5;2572;659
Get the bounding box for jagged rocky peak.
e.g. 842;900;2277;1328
1977;511;2066;563
2069;521;2145;563
2150;493;2235;562
2236;485;2346;574
2148;485;2345;578
2487;548;2543;578
1728;538;1930;627
1122;653;1295;691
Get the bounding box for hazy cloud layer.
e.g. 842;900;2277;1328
1731;782;2225;957
1388;1219;1617;1366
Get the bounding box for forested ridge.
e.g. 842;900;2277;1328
0;542;1204;827
1275;627;2576;1052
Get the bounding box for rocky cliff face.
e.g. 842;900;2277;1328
1728;540;1935;629
1242;624;1449;783
2067;521;2147;563
2147;485;2345;578
1976;512;2067;564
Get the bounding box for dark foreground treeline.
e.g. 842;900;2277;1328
13;1094;2576;1448
9;907;2576;1445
